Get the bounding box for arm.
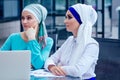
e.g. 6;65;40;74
61;43;99;77
27;37;53;69
44;47;63;70
44;37;72;71
44;46;66;76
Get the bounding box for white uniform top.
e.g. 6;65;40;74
44;36;99;79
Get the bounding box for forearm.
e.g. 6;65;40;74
44;57;56;71
27;40;44;69
61;65;82;77
61;45;99;77
28;38;53;69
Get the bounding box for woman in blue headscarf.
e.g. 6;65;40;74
0;4;53;70
44;3;99;80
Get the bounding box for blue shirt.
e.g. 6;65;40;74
0;33;53;70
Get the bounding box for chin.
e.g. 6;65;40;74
23;28;27;31
66;29;71;32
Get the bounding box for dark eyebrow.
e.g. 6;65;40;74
22;14;32;17
26;15;32;17
68;14;72;16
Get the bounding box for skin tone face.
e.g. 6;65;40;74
21;11;39;31
21;11;39;41
64;10;80;37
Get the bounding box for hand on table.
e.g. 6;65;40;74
48;65;66;76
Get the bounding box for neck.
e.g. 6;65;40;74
73;30;78;38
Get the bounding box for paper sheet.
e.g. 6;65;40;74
30;69;64;77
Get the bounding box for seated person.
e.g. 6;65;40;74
44;3;99;80
0;3;53;70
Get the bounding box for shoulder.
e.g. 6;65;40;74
9;33;20;37
8;33;20;39
46;37;53;41
86;38;99;57
85;38;99;52
89;38;99;46
3;33;21;44
84;38;99;51
46;37;54;43
59;36;73;46
68;36;73;39
65;36;73;42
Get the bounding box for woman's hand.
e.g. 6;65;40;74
25;27;36;40
48;65;66;76
25;22;38;40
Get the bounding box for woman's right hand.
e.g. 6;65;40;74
25;27;36;40
48;65;66;76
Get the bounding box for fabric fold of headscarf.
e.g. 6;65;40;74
68;3;98;70
22;3;48;48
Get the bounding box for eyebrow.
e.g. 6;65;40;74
66;12;72;16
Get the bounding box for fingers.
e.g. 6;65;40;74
27;27;37;34
50;66;66;76
28;23;38;32
32;23;38;30
27;28;35;33
55;66;66;76
25;28;36;40
33;24;38;32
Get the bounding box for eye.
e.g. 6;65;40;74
27;16;32;20
66;15;73;19
68;15;72;19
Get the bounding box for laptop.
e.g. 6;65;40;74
0;50;31;80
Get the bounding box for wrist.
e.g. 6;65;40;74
28;36;36;40
48;65;55;71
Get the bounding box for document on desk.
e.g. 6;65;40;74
30;69;64;77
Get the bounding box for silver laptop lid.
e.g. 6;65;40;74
0;50;31;80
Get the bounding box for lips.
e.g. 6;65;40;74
23;25;29;28
23;25;29;30
66;25;69;27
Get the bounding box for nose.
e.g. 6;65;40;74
22;19;27;24
64;18;67;24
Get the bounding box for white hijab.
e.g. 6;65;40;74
68;4;98;64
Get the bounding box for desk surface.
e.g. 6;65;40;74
31;76;82;80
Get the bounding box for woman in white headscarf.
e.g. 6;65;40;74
44;3;99;80
0;4;53;70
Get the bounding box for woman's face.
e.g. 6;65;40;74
21;11;39;31
64;10;80;34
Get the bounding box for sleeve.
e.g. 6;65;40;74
0;35;12;50
44;37;71;71
27;37;53;69
61;43;99;77
44;47;63;71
